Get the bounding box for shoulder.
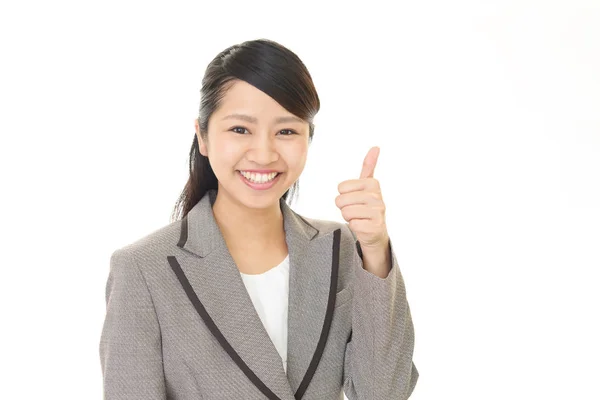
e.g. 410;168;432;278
110;218;183;265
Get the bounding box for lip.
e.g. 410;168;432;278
238;170;282;191
238;169;281;173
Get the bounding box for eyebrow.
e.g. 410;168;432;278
221;113;304;124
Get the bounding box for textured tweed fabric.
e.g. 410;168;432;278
99;188;418;399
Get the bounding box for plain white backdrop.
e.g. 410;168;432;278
1;0;598;398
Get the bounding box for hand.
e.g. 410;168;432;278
335;146;390;250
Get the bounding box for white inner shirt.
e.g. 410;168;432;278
239;254;290;373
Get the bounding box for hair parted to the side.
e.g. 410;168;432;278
170;38;321;223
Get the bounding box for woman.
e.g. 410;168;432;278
99;38;419;400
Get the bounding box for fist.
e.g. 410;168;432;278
335;146;389;249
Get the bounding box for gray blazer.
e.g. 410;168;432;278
99;188;418;399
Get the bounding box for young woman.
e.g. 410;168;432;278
99;38;419;400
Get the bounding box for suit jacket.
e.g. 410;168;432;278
99;188;419;399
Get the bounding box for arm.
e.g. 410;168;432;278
99;248;167;399
343;226;419;399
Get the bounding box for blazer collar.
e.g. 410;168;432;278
167;188;342;400
179;187;320;258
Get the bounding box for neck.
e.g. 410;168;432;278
211;189;285;248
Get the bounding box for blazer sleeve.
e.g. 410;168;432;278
343;225;419;399
99;247;167;400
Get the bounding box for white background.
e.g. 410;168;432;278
1;0;598;399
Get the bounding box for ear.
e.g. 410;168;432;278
195;118;208;157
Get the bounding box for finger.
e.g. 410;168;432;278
335;191;379;209
338;177;382;194
359;146;380;179
340;204;378;223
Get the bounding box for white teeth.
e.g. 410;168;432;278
240;171;278;183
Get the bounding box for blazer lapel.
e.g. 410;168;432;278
167;188;341;400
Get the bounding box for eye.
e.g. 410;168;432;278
231;126;248;134
279;129;298;136
230;126;298;135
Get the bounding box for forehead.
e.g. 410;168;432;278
215;80;290;117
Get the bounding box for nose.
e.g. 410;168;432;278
246;133;279;166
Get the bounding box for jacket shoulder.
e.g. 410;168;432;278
111;218;182;262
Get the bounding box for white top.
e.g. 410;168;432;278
239;254;290;373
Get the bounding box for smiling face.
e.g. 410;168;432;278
195;79;310;210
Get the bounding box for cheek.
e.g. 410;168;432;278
210;138;307;171
281;142;308;167
212;139;241;163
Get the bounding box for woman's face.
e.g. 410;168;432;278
195;79;310;210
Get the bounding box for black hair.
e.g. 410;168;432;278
171;38;320;222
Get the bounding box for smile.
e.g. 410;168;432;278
237;171;282;190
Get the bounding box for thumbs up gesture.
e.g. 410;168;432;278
335;146;390;251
